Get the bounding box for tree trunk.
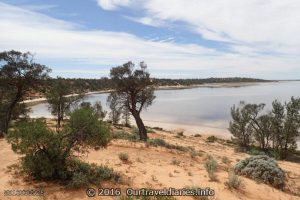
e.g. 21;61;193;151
4;87;22;134
132;111;147;141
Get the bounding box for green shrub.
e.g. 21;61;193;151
8;119;68;180
148;138;190;152
171;159;181;166
67;172;89;188
248;148;266;156
190;151;203;158
148;138;168;147
234;155;285;188
225;171;243;189
206;136;217;143
113;131;139;141
7;107;113;188
67;159;115;188
152;127;164;131
204;156;218;181
177;131;184;137
147;128;155;133
119;152;129;161
221;156;230;164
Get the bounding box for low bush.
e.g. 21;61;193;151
190;151;203;158
112;131;139;141
152;127;164;131
248;147;266;156
148;138;191;152
7;107;116;188
119;152;129;161
234;155;285;188
148;138;168;147
221;156;230;164
225;171;243;189
171;159;181;166
147;128;155;133
206;136;217;143
204;156;218;181
177;131;184;137
67;159;114;188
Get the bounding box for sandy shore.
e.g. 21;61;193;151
144;120;230;139
22;90;114;106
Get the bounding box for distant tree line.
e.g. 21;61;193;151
229;97;300;159
153;77;271;86
24;76;270;100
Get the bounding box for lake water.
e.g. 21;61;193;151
29;81;300;142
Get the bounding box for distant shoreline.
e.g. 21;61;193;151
22;81;273;106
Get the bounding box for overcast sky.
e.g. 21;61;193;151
0;0;299;79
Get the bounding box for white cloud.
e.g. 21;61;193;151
0;2;299;79
96;0;132;10
102;0;300;55
124;16;167;28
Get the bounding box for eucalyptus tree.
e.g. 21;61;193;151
108;61;155;141
0;50;50;136
46;77;83;131
229;97;300;159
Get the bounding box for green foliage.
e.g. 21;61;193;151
229;101;260;147
225;171;243;189
153;77;269;87
229;97;300;159
248;147;265;156
7;119;66;180
109;61;156;141
204;156;218;181
147;128;155;133
112;131;139;141
234;155;285;188
147;138;191;152
122;106;131;127
171;159;181;166
206;136;217;143
107;92;122;125
118;152;129;161
221;156;230;164
65;107;111;150
81;101;107;120
0;50;50;135
46;77;83;131
45;77;268;96
7;107;112;187
190;151;203;158
66;159;114;188
148;138;168;147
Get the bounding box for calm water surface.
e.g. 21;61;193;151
30;81;300;140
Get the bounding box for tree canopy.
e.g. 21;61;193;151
229;97;300;159
108;61;156;141
0;50;50;136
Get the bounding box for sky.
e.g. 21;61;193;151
0;0;299;79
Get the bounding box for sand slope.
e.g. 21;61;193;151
0;128;299;200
